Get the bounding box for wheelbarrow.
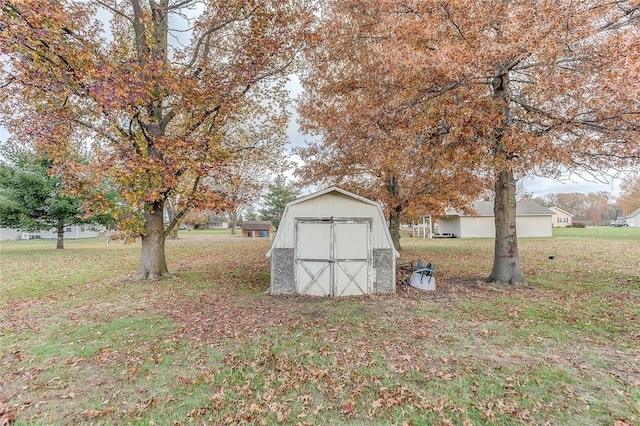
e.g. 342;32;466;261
409;259;436;291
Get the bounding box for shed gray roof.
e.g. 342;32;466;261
242;221;273;231
448;200;553;217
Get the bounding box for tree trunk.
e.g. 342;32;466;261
487;170;526;284
137;201;171;280
56;225;65;249
229;210;238;235
389;207;402;251
385;174;402;251
164;200;179;239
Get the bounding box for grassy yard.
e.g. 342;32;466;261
1;229;639;425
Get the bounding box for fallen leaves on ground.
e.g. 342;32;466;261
2;237;639;424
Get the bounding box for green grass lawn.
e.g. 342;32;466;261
552;225;640;240
1;230;639;425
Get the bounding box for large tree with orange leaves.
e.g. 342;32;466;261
297;1;490;250
299;0;639;283
0;0;315;279
296;68;488;250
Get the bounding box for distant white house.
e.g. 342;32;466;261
438;200;554;238
626;208;640;227
549;206;574;228
41;225;102;240
0;228;22;241
0;225;102;241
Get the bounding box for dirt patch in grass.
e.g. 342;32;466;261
154;295;298;346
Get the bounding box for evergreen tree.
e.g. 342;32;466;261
259;176;299;228
243;204;259;222
0;150;111;248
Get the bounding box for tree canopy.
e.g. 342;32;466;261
298;0;639;283
296;0;490;250
208;102;293;235
0;0;315;278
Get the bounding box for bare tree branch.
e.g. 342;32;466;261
95;0;134;24
182;6;259;73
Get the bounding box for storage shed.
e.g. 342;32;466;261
266;187;399;296
242;221;273;238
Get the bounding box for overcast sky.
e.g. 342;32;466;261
522;176;621;197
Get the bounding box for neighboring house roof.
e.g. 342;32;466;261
549;206;574;217
446;200;553;216
242;221;273;231
627;207;640;219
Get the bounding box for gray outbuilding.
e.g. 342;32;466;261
266;187;399;297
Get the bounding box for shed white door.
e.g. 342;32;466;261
296;220;371;296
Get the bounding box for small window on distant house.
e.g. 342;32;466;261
65;227;72;232
80;227;86;232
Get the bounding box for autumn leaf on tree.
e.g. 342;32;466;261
0;0;316;279
296;2;489;250
298;0;640;282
